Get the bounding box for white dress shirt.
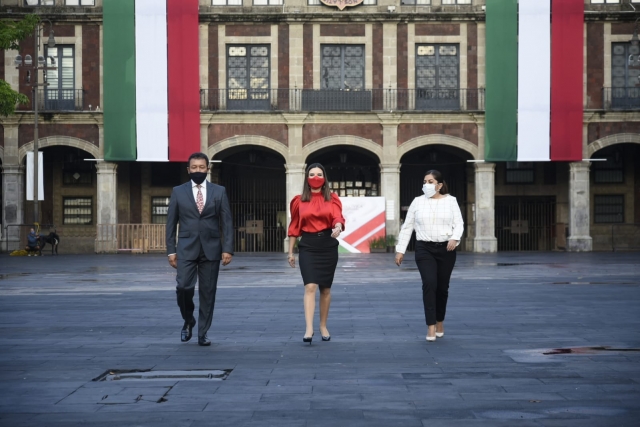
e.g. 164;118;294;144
192;180;207;206
396;194;464;254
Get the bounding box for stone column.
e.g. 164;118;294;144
95;162;118;253
380;163;401;239
473;162;497;253
284;163;306;253
1;166;25;251
567;162;592;252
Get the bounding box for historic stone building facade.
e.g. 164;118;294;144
1;0;639;253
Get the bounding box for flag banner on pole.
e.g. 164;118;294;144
485;0;583;162
26;152;44;201
104;0;201;162
338;197;386;254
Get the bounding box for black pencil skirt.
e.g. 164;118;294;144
298;229;339;288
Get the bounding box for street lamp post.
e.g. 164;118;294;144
15;21;57;224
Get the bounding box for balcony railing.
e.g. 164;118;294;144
17;89;87;112
200;88;485;112
602;87;640;111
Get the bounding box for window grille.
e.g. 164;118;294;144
594;195;624;224
63;197;93;225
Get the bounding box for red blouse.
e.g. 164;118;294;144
288;192;346;237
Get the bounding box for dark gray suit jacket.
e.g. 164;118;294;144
166;181;234;261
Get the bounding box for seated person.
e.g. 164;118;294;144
25;228;41;255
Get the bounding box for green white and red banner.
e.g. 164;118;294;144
338;197;386;254
103;0;201;162
485;0;584;162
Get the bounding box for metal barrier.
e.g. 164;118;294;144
3;224;56;253
96;224;166;253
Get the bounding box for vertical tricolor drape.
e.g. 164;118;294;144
103;0;201;162
485;0;584;162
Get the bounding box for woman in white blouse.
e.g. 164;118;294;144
395;170;464;342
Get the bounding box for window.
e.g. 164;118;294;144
227;45;270;110
44;46;76;111
505;162;535;184
401;0;431;4
416;44;460;110
254;0;283;4
212;0;242;4
65;0;95;5
593;149;624;183
63;197;92;225
24;0;54;5
610;43;640;109
308;0;376;4
151;197;171;224
594;195;624;223
321;45;365;90
442;0;471;4
591;0;640;3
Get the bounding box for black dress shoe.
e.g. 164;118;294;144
198;335;211;346
181;318;196;342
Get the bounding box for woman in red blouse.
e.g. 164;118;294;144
288;163;345;344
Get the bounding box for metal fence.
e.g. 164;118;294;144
3;224;56;253
16;89;87;112
200;88;485;112
602;87;640;111
96;224;166;253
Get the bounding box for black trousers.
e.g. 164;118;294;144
414;241;457;326
175;246;220;338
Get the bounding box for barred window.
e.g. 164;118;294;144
151;197;171;224
253;0;283;5
505;162;535;184
212;0;242;5
442;0;471;4
227;45;271;110
321;45;365;90
401;0;431;4
25;0;54;5
592;149;624;184
65;0;95;5
594;195;624;224
63;197;92;225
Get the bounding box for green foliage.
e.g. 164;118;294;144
368;236;387;249
385;234;397;247
0;80;29;117
0;14;40;50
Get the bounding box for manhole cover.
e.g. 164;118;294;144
93;369;232;382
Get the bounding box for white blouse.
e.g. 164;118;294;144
396;194;464;254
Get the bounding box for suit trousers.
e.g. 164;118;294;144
175;246;221;338
414;241;457;326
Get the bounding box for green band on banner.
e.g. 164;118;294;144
485;0;518;162
103;0;136;161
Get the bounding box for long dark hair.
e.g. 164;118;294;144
425;169;450;195
301;163;332;202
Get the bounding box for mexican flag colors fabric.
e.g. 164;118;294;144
103;0;201;162
485;0;584;162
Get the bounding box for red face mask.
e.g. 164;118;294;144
308;176;325;189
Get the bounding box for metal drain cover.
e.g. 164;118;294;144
93;369;231;382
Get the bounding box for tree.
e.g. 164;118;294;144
0;15;40;116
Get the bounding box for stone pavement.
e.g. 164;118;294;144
0;251;639;427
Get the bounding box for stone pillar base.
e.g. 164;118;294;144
473;237;498;253
567;236;592;252
95;239;118;254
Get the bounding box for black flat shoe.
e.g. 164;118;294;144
303;333;314;344
322;335;331;341
198;335;211;346
181;318;196;342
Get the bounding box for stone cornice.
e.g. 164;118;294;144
583;111;640;123
3;112;103;126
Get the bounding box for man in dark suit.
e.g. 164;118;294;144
166;152;234;346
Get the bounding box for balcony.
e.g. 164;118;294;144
602;87;640;111
17;89;87;112
200;88;485;113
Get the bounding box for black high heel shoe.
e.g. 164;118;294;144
322;335;331;341
303;333;314;344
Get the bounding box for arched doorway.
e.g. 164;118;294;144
399;144;472;251
212;145;287;252
305;145;381;198
590;142;640;251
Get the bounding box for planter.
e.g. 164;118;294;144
369;248;387;253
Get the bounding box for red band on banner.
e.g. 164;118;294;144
168;0;201;162
550;0;584;161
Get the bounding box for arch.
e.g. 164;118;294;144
19;136;99;163
302;136;383;163
0;146;3;163
209;135;288;161
587;133;640;158
398;134;478;160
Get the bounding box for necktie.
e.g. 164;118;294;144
196;185;204;214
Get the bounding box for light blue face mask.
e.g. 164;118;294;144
422;183;437;198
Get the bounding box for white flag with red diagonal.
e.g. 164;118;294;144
338;197;386;254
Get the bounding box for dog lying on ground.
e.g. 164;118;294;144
40;231;60;255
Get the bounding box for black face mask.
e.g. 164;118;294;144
189;172;207;185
